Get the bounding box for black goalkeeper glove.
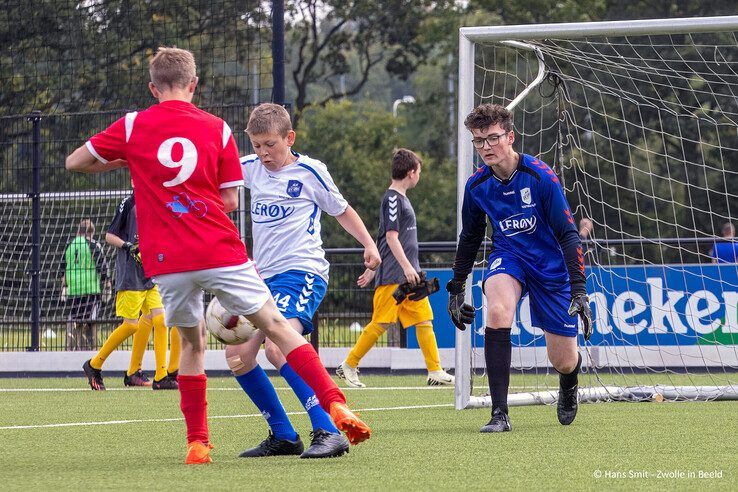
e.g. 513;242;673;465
122;242;142;266
446;279;475;331
568;293;593;340
393;272;440;304
408;276;439;302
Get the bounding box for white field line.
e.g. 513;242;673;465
0;403;453;431
0;385;540;393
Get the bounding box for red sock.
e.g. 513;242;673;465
286;343;346;412
178;374;209;444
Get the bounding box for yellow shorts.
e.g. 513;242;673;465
116;287;164;320
370;284;434;327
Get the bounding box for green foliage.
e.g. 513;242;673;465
298;99;457;247
286;0;461;121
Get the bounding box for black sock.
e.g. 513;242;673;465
558;353;582;390
484;327;511;414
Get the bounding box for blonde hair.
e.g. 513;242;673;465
246;103;293;136
149;47;196;90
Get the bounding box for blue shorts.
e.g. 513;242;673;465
484;252;578;337
263;270;327;335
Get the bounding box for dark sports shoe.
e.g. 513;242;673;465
123;370;152;387
480;407;511;433
152;375;178;390
239;432;304;458
82;359;105;391
557;383;579;425
300;429;350;459
168;370;178;379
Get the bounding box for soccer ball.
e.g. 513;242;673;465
204;297;258;345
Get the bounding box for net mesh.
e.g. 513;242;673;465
0;1;272;351
464;27;738;405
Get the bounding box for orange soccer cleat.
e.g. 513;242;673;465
185;441;214;465
329;402;371;445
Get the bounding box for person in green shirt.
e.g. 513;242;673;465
61;218;111;350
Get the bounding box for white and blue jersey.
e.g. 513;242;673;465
241;151;348;282
242;151;347;333
453;153;586;337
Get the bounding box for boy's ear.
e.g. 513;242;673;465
286;130;296;146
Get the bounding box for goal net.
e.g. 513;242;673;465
455;16;738;408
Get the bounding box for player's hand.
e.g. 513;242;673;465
446;279;475;331
403;267;421;286
568;293;593;340
357;268;376;288
122;242;142;266
364;244;381;271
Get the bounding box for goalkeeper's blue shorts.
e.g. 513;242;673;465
484;251;578;337
263;270;327;335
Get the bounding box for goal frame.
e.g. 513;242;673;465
455;15;738;410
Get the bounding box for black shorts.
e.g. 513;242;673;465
67;295;101;321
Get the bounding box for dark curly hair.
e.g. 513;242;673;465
463;104;513;132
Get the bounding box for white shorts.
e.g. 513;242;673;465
153;261;271;328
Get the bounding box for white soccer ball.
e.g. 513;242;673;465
204;297;258;345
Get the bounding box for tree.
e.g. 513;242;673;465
285;0;460;125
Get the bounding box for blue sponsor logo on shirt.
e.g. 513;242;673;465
251;201;295;223
499;213;537;236
287;180;303;198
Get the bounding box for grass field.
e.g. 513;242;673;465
0;374;735;491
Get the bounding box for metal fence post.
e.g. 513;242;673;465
27;110;42;351
310;312;319;353
271;0;285;105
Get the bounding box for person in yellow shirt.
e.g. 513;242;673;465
337;149;454;388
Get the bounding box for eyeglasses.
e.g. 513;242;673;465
471;132;509;149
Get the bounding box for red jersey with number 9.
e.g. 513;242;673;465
87;100;248;276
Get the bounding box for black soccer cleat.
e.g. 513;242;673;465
557;383;579;425
82;359;106;391
168;370;178;379
300;429;350;459
124;370;152;387
239;432;304;458
480;407;511;433
152;375;179;390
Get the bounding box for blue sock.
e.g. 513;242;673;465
280;363;339;434
235;366;298;441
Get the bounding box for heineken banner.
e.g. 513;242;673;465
411;265;738;351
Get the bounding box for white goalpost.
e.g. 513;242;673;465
456;16;738;409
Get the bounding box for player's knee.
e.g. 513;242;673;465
552;354;578;374
264;342;284;367
486;304;514;327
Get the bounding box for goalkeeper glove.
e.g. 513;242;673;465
568;293;593;340
392;272;440;304
446;279;475;331
407;276;440;302
122;242;142;266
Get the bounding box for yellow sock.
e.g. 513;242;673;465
346;322;385;368
416;322;442;372
90;321;138;370
167;326;181;375
152;313;168;381
127;315;153;376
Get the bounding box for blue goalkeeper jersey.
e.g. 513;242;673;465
459;153;583;285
